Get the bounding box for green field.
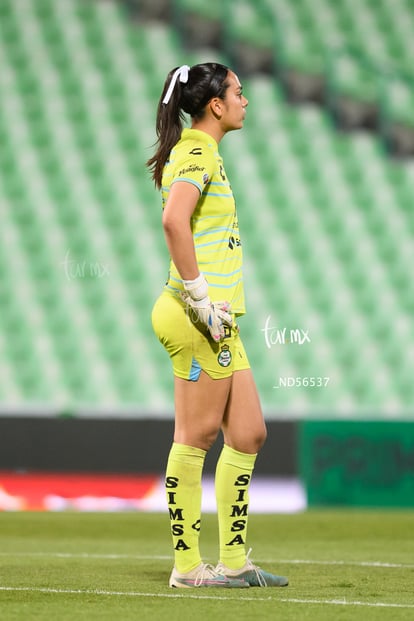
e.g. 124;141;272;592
1;511;414;620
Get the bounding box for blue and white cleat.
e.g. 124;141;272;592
216;549;289;587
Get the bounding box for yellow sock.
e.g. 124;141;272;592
165;442;206;573
215;444;257;570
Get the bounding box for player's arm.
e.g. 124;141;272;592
162;180;232;341
162;180;199;280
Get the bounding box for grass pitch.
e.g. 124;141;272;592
0;510;413;620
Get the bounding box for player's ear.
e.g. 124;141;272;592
209;97;223;118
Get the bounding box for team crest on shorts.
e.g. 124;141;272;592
217;344;232;367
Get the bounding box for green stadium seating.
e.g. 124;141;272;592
0;0;413;418
224;0;414;135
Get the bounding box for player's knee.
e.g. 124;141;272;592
224;424;267;454
202;427;221;451
178;426;220;452
247;423;267;453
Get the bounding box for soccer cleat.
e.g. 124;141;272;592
216;549;289;587
169;562;249;588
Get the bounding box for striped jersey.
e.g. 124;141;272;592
161;128;245;315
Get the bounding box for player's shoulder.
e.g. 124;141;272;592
176;129;217;164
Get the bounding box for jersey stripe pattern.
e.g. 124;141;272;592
161;128;245;315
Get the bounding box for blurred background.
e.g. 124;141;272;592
0;0;413;511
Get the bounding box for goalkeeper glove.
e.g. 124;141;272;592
181;273;232;342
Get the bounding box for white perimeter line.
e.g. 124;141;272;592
0;552;413;569
277;559;414;569
0;585;413;609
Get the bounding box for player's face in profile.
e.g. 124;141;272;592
220;71;248;132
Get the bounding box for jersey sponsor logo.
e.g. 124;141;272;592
219;165;226;181
217;344;232;367
178;164;206;176
189;147;202;155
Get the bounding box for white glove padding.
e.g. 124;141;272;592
181;293;233;342
181;274;232;342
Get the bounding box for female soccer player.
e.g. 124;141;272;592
147;62;288;589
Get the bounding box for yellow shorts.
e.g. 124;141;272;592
151;292;250;381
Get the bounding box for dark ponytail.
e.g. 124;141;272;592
146;62;230;189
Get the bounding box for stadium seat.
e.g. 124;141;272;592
0;0;413;417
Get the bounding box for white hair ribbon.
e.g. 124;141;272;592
162;65;190;104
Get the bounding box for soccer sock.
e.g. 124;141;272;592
215;444;257;570
165;442;206;574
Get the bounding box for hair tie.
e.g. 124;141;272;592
162;65;190;104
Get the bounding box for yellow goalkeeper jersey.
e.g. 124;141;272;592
161;128;245;315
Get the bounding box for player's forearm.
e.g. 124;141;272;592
163;219;199;281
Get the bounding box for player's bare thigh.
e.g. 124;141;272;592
173;371;232;451
173;368;266;455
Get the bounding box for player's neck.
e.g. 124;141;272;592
191;118;225;145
